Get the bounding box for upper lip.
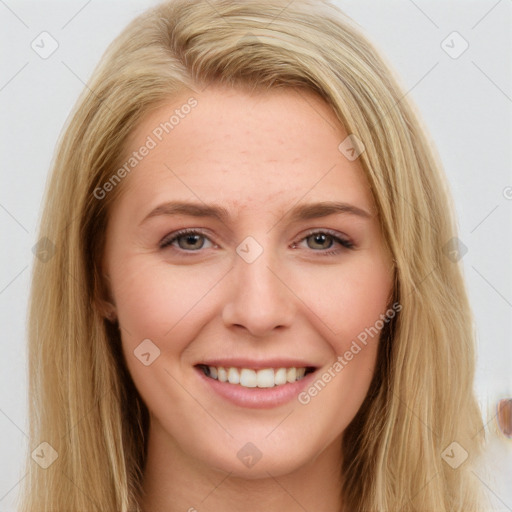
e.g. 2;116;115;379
195;358;319;370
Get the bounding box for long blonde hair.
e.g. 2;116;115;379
20;0;485;510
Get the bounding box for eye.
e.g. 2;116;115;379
159;229;214;251
292;229;354;256
159;228;355;256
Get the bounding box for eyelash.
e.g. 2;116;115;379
159;228;355;256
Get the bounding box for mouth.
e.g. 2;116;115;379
196;364;317;388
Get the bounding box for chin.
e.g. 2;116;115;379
207;447;310;480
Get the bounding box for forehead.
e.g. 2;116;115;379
114;85;374;218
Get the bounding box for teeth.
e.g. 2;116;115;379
240;368;257;388
202;365;311;388
256;368;275;388
274;367;287;385
227;367;240;384
286;367;296;383
217;367;227;382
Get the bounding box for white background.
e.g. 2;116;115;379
1;1;511;510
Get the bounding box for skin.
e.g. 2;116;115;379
101;85;394;512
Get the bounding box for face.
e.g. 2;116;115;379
102;85;394;478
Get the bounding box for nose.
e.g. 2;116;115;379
221;246;295;337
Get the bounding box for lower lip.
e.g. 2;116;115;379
195;367;317;409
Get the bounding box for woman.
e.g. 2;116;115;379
21;0;486;510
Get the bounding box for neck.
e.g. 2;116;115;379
140;418;344;512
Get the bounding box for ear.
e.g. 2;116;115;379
97;298;118;322
94;272;118;322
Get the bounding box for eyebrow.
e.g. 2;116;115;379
140;200;373;226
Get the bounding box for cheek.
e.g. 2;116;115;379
294;263;391;429
110;256;229;345
293;257;393;351
111;258;221;425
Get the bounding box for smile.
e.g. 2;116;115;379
197;364;316;388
